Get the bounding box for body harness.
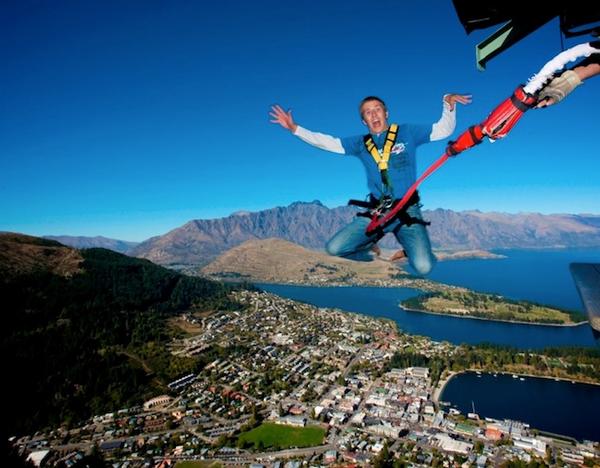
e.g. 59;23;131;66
348;123;429;237
363;41;600;236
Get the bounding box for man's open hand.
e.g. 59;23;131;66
269;104;297;132
444;94;472;111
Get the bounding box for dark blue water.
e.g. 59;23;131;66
258;284;597;349
441;372;600;442
258;248;600;349
259;249;600;442
430;248;600;311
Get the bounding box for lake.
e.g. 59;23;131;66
258;248;600;442
258;248;600;349
429;248;600;311
441;371;600;442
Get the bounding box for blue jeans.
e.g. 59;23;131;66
325;203;436;276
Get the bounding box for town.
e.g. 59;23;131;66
15;290;600;467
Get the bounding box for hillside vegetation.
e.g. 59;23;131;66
2;234;236;435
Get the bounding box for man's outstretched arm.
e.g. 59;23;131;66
269;104;345;154
430;93;472;141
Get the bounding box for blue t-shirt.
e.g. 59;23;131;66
341;123;431;199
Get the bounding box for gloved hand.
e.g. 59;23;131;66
537;70;582;106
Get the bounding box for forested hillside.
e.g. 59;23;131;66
1;234;236;435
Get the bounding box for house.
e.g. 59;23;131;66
27;450;50;467
324;449;337;463
143;395;172;410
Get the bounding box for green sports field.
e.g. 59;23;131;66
237;422;326;449
175;462;222;468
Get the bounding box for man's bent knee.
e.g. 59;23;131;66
411;257;435;276
326;239;373;262
326;239;345;257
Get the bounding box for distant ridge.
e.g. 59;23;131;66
130;201;600;266
0;232;83;277
44;235;138;254
129;201;357;266
426;209;600;251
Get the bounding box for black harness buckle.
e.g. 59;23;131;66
348;191;429;229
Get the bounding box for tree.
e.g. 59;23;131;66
392;458;409;468
373;440;393;468
301;386;317;402
250;404;263;426
216;434;229;447
236;438;250;450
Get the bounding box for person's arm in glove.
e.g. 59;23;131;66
537;50;600;108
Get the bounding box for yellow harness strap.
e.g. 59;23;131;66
363;123;399;189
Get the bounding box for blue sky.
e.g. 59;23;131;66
2;0;599;241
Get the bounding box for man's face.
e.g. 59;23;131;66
360;100;389;134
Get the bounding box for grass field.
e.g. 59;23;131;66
237;422;326;449
175;461;222;468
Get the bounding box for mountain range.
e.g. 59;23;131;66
43;235;138;253
129;202;600;266
39;201;600;267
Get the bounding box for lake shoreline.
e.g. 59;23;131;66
436;370;600;443
254;281;587;328
401;306;587;328
433;370;600;405
257;278;597;348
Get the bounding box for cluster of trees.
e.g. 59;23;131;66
211;404;264;449
387;343;600;387
372;441;453;468
309;263;340;272
3;247;238;435
387;351;446;385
